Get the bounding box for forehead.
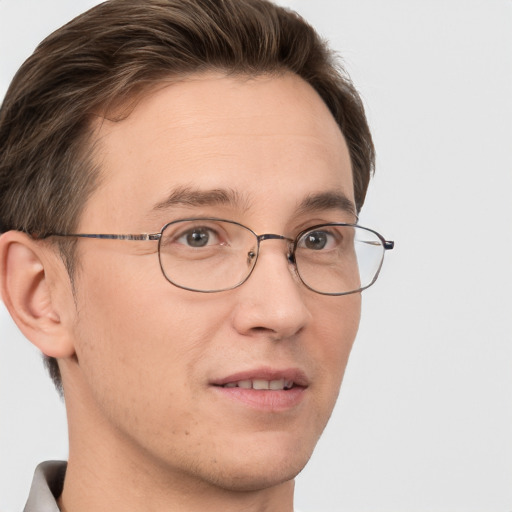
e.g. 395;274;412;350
84;72;354;230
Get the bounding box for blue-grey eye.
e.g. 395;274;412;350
302;231;329;250
178;228;218;247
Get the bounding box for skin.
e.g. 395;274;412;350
0;73;361;512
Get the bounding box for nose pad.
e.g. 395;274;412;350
247;250;257;267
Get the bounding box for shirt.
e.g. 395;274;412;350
24;461;65;512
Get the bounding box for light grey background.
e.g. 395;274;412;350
1;1;511;511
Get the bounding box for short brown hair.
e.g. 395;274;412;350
0;0;375;392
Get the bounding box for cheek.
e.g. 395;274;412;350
317;292;360;356
70;255;216;410
70;251;240;394
310;293;361;404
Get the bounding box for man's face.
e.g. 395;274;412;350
65;73;361;491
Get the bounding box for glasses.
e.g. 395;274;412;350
44;218;394;295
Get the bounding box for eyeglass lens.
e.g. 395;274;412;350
158;219;386;294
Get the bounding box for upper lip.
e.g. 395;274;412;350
211;367;309;388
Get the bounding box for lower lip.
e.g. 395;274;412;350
212;386;306;412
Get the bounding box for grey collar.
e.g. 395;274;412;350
24;461;66;512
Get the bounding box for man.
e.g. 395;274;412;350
0;0;393;510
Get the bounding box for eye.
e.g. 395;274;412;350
177;227;220;248
299;230;336;251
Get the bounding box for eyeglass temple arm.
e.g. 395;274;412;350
33;233;162;241
361;239;394;250
35;232;394;250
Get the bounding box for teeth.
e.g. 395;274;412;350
253;379;269;390
222;379;294;390
284;380;294;390
269;379;285;390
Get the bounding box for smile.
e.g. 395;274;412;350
211;368;309;411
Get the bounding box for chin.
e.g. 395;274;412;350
196;436;316;493
206;458;307;493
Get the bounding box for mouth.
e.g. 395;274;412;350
210;369;308;411
212;368;308;389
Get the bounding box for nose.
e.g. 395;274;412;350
231;239;311;340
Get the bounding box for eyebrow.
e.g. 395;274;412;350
152;186;251;212
151;186;356;219
295;191;358;219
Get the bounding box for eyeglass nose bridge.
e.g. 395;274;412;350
253;233;296;265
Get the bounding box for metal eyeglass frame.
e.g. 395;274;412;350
39;217;395;295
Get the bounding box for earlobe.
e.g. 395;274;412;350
0;231;75;358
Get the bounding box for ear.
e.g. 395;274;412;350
0;231;75;358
